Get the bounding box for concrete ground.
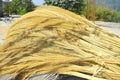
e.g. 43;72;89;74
95;21;120;36
0;20;120;80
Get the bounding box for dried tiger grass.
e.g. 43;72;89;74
0;6;120;80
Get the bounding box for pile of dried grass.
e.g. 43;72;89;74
0;6;120;80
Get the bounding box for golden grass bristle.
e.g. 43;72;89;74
0;6;120;80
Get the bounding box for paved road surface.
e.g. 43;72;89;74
95;21;120;36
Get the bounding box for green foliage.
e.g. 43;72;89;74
0;0;3;16
16;7;27;15
96;6;120;22
3;4;9;14
44;0;86;15
3;0;35;15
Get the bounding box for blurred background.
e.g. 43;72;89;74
0;0;120;22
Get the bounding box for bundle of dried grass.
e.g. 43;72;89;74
0;6;120;80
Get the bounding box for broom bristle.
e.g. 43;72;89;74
0;6;120;80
